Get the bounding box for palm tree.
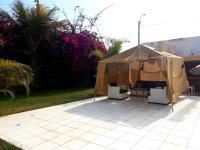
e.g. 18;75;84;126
0;59;33;97
89;39;125;60
0;0;59;69
106;39;123;57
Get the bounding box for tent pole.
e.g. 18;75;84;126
171;102;174;112
93;90;96;102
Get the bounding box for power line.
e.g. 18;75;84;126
142;18;200;27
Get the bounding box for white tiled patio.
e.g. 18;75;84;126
0;96;200;150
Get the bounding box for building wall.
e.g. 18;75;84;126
145;36;200;57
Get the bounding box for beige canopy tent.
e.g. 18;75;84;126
95;45;189;102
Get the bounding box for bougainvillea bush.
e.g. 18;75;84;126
36;30;106;88
0;1;107;89
0;20;30;64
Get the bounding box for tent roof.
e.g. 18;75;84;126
101;44;181;63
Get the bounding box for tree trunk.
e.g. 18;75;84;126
31;52;37;72
30;46;40;89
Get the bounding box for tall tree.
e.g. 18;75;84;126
89;39;126;60
0;0;59;70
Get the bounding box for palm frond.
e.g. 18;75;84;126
12;0;29;24
107;40;123;56
0;9;15;23
89;50;104;60
0;59;34;96
46;6;59;21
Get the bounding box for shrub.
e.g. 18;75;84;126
0;59;33;97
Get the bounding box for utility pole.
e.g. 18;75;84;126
138;20;141;47
137;14;146;58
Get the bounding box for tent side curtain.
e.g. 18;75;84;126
129;62;140;85
165;57;189;102
107;63;129;85
169;57;189;102
95;62;108;94
140;59;167;81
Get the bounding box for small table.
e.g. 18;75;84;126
130;88;149;100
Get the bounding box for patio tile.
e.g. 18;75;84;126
103;130;125;139
54;146;72;150
175;122;195;132
131;145;155;150
186;148;199;150
39;131;59;140
98;122;116;129
64;129;86;137
128;128;148;136
138;137;163;149
188;138;200;149
43;124;62;130
169;129;191;138
0;126;16;134
14;133;34;143
20;137;46;147
78;132;100;142
109;140;135;150
66;122;83;128
28;128;49;136
50;135;73;145
78;124;96;131
90;127;111;135
152;126;172;134
33;141;59;150
157;120;178;129
165;135;189;147
145;131;168;141
158;142;185;150
80;143;109;150
16;123;38;132
119;133;142;143
63;139;89;150
56;119;74;126
33;121;50;127
54;126;73;134
113;125;132;133
2;129;24;138
93;136;116;146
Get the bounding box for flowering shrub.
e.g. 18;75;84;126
0;34;5;47
59;31;106;72
0;1;107;88
0;21;11;46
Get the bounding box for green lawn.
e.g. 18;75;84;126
0;88;94;117
0;138;22;150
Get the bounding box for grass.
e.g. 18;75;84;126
0;88;94;117
0;138;22;150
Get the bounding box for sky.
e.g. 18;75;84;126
1;0;200;50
